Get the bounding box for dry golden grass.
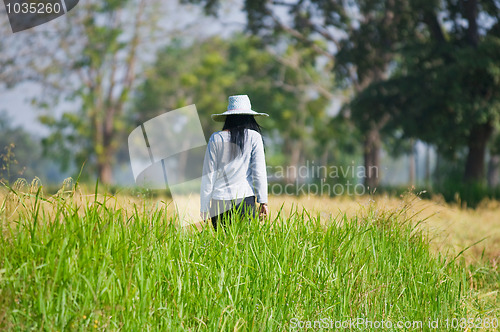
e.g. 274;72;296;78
267;193;500;265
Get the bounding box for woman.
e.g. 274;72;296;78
200;95;269;230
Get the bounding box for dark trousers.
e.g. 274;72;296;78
210;196;256;231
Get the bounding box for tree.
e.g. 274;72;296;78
352;0;500;183
134;34;334;183
30;0;164;184
488;130;500;188
187;0;420;189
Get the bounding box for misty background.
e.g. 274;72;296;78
1;0;499;206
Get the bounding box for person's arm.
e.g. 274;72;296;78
250;132;268;216
200;135;217;220
259;202;269;218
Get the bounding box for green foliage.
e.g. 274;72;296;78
0;112;52;184
0;144;17;186
411;154;500;207
351;1;500;183
39;112;92;175
134;34;340;169
38;0;151;184
434;177;500;209
395;36;500;151
0;191;482;330
181;0;219;16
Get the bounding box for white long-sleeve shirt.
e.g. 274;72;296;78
200;129;268;213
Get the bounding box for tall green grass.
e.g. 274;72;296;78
0;187;482;331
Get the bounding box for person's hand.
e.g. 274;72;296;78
200;211;210;221
259;203;269;219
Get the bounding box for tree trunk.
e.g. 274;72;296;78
320;150;328;175
97;130;115;185
409;139;416;186
425;144;431;186
464;122;493;182
463;0;479;47
487;154;500;188
98;160;113;185
363;128;381;190
433;152;441;183
289;140;302;184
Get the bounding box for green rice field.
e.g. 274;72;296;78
0;180;498;331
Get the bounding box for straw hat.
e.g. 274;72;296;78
211;95;269;122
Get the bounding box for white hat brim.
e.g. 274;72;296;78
211;110;269;122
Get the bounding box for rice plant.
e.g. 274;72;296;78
0;182;495;331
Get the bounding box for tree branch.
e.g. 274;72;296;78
461;0;479;46
265;7;334;60
423;10;446;44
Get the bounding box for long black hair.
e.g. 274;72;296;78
222;115;262;156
